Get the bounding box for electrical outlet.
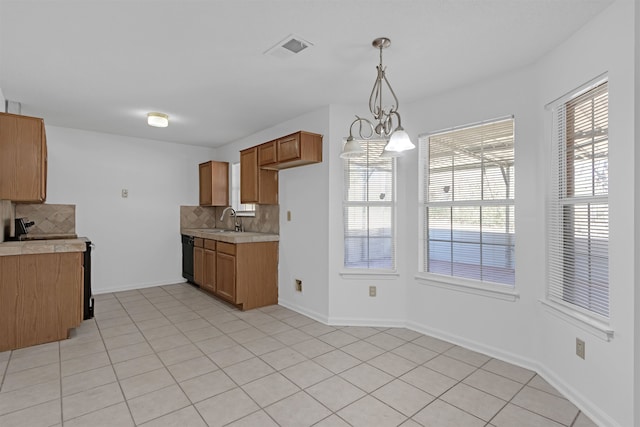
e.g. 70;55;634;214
121;189;128;198
576;338;585;359
295;279;302;292
369;286;376;297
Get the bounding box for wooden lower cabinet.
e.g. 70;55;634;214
0;252;83;352
201;240;216;293
193;238;204;286
216;251;236;302
195;239;278;310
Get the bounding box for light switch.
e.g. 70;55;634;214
287;210;291;221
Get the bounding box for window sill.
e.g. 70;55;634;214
340;270;400;280
414;273;519;302
539;299;614;341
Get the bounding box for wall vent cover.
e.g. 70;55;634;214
264;34;313;58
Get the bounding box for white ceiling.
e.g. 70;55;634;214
0;0;613;147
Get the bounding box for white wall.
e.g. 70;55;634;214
535;2;636;426
325;105;408;326
402;66;541;365
45;126;215;293
213;107;332;321
397;1;636;426
635;0;640;423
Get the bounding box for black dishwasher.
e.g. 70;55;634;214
181;234;195;283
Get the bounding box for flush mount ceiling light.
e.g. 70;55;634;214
147;112;169;128
340;37;415;159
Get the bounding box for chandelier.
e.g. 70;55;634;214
341;37;415;158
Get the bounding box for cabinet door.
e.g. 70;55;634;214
202;248;216;292
258;141;277;166
199;161;229;206
0;112;47;202
199;162;212;206
276;133;300;162
240;148;258;203
216;252;236;302
193;246;204;286
259;169;278;205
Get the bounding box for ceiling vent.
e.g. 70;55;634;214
264;34;313;59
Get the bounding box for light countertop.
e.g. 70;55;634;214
181;228;279;244
0;237;88;257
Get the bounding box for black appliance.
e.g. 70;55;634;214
83;240;95;320
8;218;35;240
182;234;195;284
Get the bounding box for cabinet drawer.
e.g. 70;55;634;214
194;238;204;248
216;241;236;255
204;239;216;250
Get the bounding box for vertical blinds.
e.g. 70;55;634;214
547;81;609;318
343;140;395;270
422;118;515;285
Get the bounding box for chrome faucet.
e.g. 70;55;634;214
220;207;243;231
220;207;236;221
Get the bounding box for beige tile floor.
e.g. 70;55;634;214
0;283;599;427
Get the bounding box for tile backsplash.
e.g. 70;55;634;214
180;206;217;229
15;203;76;235
180;204;279;234
215;204;279;234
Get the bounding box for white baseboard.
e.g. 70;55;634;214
328;316;406;328
277;298;329;324
404;320;621;427
93;282;622;427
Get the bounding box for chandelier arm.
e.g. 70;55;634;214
349;115;374;140
369;67;383;120
381;71;399;113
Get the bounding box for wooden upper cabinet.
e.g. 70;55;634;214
262;131;323;170
258;140;277;167
199;160;229;206
0;112;47;202
240;147;278;205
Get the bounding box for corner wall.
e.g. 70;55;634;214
45;126;215;293
401;1;636;426
213;107;332;322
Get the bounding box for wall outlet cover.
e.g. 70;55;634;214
576;338;585;359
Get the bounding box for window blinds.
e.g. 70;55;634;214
547;81;609;318
421;118;515;285
343;140;395;270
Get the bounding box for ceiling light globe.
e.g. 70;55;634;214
384;127;415;152
147;112;169;128
340;137;365;158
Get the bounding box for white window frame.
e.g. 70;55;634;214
416;117;518;301
341;139;397;276
543;76;612;340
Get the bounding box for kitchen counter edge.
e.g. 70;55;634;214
0;238;88;256
181;228;279;244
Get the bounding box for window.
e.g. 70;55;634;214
547;81;608;318
420;117;515;285
343;140;395;270
230;162;255;216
